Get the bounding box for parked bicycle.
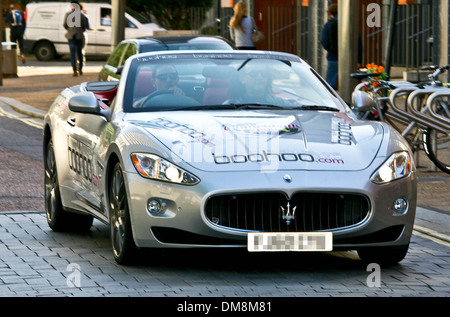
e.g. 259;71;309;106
350;65;450;174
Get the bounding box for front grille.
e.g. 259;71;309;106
204;192;370;232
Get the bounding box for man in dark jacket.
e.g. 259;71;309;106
321;4;338;89
321;4;363;90
64;1;89;76
4;4;26;64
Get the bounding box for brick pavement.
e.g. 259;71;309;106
0;211;448;297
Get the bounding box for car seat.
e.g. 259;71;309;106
202;66;234;105
134;68;156;99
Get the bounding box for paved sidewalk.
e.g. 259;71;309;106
0;59;101;114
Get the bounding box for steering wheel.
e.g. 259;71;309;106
147;89;175;99
140;89;175;108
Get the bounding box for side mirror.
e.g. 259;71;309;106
351;90;376;112
69;92;110;118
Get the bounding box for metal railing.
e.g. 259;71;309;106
190;2;436;70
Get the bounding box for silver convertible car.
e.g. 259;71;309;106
43;50;417;265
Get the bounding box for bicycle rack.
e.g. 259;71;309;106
352;80;449;172
425;91;450;129
388;87;450;133
386;87;420;125
353;82;415;123
406;88;450;133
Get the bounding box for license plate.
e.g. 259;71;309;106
247;232;333;252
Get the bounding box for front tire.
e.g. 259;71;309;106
109;162;138;264
45;139;93;231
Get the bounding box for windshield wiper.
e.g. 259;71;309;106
169;104;287;111
161;104;339;112
168;104;237;111
232;103;339;111
229;103;287;110
298;105;339;111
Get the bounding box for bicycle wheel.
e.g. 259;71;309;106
424;128;450;174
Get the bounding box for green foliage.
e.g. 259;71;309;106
126;0;214;30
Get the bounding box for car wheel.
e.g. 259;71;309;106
357;244;409;267
45;139;93;231
109;162;138;264
34;41;56;61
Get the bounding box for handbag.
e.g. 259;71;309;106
251;17;265;45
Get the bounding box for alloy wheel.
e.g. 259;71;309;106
45;142;58;222
110;165;127;258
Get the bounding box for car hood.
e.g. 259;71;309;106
126;110;384;172
142;23;166;33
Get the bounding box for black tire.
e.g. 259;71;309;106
424;128;450;174
45;140;93;232
34;41;56;61
109;162;138;264
357;244;409;267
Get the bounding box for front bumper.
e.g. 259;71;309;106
124;165;417;251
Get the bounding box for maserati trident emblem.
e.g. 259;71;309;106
280;202;297;226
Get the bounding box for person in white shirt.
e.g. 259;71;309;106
229;1;256;50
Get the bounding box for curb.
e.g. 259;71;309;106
0;96;46;119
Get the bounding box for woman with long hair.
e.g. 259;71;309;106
229;1;255;50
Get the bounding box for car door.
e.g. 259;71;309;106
93;6;114;55
66;103;111;217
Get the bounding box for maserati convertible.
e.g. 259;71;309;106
43;50;417;265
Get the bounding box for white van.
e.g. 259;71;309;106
24;2;165;60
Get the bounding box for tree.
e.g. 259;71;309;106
126;0;213;30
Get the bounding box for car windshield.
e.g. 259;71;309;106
123;52;344;113
140;41;233;52
126;7;151;24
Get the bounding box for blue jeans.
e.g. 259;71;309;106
68;39;83;72
326;60;338;89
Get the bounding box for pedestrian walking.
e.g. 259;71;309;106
4;3;26;65
63;1;89;76
229;1;256;50
79;3;91;65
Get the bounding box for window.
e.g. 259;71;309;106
121;44;137;66
100;8;111;26
107;43;128;68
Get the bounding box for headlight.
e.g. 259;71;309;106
131;153;200;185
370;151;412;184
